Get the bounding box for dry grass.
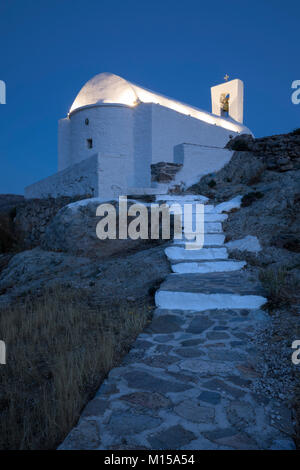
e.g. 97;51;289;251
0;286;151;449
259;267;299;310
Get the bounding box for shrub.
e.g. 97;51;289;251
208;179;216;188
241;191;264;207
259;267;299;310
231;139;250;151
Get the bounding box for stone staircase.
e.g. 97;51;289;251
59;195;295;451
156;196;266;312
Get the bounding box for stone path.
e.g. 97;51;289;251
59;195;295;450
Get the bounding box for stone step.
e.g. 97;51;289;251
199;212;228;222
182;213;226;222
163;203;216;213
155;290;267;311
160;204;228;221
173;233;225;246
159;271;266;295
171;260;246;274
155;195;209;204
165;246;228;261
128;187;165;196
181;222;223;233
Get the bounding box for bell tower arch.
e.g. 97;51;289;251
211;78;244;123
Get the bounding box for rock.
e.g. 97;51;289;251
174;400;215;423
198;390;221;405
107;412;161;435
120;392;171;410
241;191;264;207
271;233;300;253
151;162;183;183
215;195;242;213
148;425;196;449
14;195;87;250
0;248;95;299
0;243;170;304
186;316;214;334
145;313;184;334
225;134;254;151
42;198;167;258
174;347;205;358
204;428;258;449
207;349;247;362
269;438;296;450
0;195;24;253
180;338;204;347
206;331;230;340
225;235;262;253
201;378;246;399
59;419;101;450
81;398;109;417
188;151;266;200
141;354;179;368
124;371;192;393
226;401;255;427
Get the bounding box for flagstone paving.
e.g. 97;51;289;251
59;196;295;450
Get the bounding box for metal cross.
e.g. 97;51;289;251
224;74;229;81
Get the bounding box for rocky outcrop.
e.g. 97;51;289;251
0;194;90;253
190;131;300;200
188;150;266;200
187;132;300;274
0;248;96;300
0;195;24;252
0;244;170;305
14;195;89;250
41;198;169;259
226;131;300;171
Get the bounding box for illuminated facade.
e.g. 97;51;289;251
25;73;251;199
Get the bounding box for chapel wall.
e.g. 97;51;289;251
150;104;239;164
68;104;134;167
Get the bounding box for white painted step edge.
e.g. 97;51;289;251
165;246;229;261
173;234;225;246
166;204;216;213
155;291;267;311
155;195;209;203
171;260;246;274
181;223;223;234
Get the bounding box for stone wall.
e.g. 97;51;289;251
25;154;100;199
227;131;300;172
151;162;183;183
14;195;87;249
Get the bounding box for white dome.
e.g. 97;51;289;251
69;73;138;112
69;72;249;134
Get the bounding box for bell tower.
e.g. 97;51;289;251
211;77;244;123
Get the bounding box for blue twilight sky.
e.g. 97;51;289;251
0;0;299;195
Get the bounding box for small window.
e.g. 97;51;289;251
87;138;93;149
85;118;89;125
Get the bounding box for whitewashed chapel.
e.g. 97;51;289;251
25;73;251;199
